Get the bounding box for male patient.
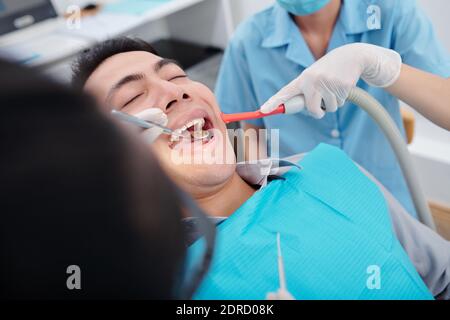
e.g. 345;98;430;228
72;38;450;300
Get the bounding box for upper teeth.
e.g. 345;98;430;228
183;118;205;132
170;118;205;142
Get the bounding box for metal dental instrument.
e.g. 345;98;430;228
111;109;172;133
111;109;206;141
266;233;295;300
277;233;287;292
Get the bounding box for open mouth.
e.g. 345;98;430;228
169;116;215;148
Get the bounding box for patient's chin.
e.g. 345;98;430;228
166;151;236;188
184;162;236;188
150;127;237;192
165;128;235;168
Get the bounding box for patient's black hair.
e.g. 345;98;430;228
72;37;158;91
0;59;186;299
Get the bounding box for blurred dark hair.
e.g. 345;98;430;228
72;37;158;91
0;59;186;299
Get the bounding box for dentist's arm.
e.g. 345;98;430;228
387;64;450;130
261;43;450;131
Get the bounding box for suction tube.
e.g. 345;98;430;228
347;87;436;230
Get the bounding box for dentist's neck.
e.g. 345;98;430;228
293;0;341;59
195;172;256;218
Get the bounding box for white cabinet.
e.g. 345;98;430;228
42;0;234;82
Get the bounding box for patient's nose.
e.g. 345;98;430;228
158;83;191;112
166;93;191;110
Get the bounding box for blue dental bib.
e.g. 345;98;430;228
190;144;432;300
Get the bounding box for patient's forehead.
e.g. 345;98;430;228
85;51;161;98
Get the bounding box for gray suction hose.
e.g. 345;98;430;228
347;87;436;230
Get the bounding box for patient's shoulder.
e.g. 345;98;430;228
285;144;394;248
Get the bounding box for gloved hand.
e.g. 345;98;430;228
134;108;168;143
260;43;402;119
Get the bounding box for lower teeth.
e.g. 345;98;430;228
170;129;213;148
192;130;210;140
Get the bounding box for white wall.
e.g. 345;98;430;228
418;0;450;52
408;0;450;207
167;0;233;49
228;0;274;28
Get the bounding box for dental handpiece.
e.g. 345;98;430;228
221;95;307;124
221;95;329;124
223;89;436;230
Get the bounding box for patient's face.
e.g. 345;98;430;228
84;51;236;195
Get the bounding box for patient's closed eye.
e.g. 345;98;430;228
169;74;187;81
123;93;144;107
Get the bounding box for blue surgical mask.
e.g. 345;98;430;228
277;0;332;16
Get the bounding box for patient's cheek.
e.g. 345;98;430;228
149;143;174;175
148;143;192;192
150;142;167;163
191;82;219;109
150;142;179;174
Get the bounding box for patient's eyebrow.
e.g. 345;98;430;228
106;73;145;103
105;59;182;104
154;58;183;73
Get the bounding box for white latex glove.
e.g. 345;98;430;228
134;108;168;144
260;43;402;119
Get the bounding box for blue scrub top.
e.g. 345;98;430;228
215;0;450;216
